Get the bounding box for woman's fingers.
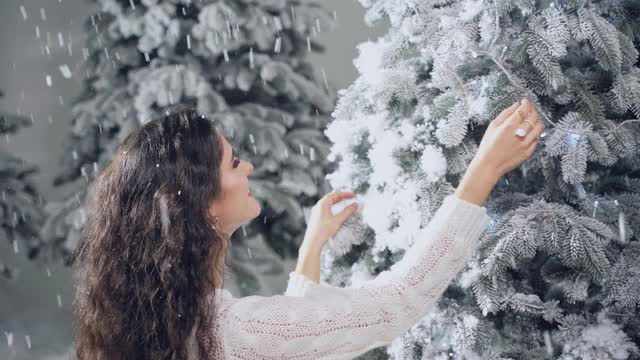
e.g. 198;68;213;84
325;191;356;205
491;102;520;127
504;100;532;130
524;117;544;146
515;112;537;138
525;134;539;158
335;202;359;224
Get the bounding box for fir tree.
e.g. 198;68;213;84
0;89;46;280
42;0;337;296
323;0;640;358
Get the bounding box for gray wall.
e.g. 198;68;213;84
0;0;387;358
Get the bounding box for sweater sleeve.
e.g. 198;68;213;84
222;194;491;359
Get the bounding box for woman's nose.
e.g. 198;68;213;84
247;162;254;174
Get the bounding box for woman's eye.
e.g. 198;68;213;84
233;157;240;168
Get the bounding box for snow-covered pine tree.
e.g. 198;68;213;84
323;0;640;358
0;89;46;280
41;0;337;296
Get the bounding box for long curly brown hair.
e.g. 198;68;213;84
72;109;230;359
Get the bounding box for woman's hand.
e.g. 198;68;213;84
299;191;359;256
474;99;544;177
455;99;544;207
295;191;358;283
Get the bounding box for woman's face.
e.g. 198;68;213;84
209;129;261;236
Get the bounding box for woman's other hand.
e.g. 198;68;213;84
474;98;544;177
299;191;359;256
455;99;544;207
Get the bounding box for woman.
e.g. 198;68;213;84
72;100;543;359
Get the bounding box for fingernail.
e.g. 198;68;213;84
515;128;527;137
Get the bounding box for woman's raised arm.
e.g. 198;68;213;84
285;99;542;297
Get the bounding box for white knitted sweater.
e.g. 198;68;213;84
191;194;491;359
